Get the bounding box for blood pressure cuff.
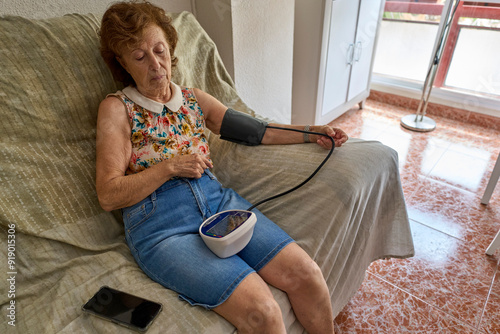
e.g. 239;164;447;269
219;108;268;146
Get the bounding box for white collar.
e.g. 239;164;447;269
122;82;183;113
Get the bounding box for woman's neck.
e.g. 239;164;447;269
136;83;172;104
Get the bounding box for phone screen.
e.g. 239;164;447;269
82;286;162;332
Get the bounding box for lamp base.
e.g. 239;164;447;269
400;114;436;132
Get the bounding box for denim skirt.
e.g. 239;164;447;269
122;169;294;309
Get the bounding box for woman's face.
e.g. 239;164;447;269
118;24;172;98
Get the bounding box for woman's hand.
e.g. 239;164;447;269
166;154;213;179
314;125;348;149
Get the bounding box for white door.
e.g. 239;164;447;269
321;0;360;117
348;0;384;101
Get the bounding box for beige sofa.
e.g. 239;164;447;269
0;12;414;333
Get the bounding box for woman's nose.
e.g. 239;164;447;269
149;55;161;70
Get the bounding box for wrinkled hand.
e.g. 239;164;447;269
167;153;213;179
315;125;348;149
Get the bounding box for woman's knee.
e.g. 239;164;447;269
287;256;325;292
213;273;285;333
237;294;283;332
261;244;326;294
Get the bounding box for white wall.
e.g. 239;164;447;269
194;0;294;123
0;0;192;19
231;0;294;124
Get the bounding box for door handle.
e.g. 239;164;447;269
346;43;354;65
354;41;362;62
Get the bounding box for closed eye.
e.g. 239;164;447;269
134;52;145;61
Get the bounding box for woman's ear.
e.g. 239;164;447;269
116;56;127;71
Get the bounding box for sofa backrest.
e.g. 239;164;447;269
0;11;245;245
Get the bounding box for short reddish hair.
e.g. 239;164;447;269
99;0;178;86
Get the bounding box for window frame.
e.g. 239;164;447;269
372;1;500;116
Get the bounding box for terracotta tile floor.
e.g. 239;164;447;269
329;99;500;333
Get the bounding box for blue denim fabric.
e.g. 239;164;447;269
122;170;293;309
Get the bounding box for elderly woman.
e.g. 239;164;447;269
96;1;347;333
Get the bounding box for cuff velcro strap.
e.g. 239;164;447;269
219;108;268;146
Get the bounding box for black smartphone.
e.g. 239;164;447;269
82;286;162;332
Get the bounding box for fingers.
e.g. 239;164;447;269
332;127;348;147
169;154;213;179
316;136;332;150
197;154;213;170
315;125;348;149
190;154;213;177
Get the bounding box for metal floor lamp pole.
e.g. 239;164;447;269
401;0;461;132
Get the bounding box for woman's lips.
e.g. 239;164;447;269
151;74;165;81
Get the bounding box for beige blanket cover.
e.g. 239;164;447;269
0;12;414;333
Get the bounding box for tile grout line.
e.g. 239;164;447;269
408;219;462;242
365;271;481;332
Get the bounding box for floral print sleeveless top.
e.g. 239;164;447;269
111;83;211;175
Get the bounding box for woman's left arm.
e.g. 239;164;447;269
261;124;348;149
195;88;348;149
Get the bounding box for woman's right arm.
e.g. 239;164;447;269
95;97;212;212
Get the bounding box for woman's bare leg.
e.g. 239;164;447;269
258;243;335;334
213;272;286;334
